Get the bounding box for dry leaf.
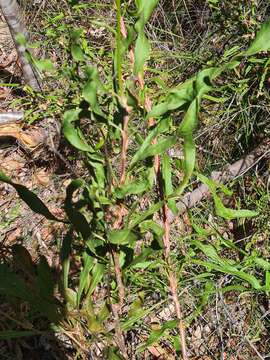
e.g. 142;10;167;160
34;169;51;186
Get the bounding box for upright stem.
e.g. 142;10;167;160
115;0;123;96
0;0;41;90
162;201;188;360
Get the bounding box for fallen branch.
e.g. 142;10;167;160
168;138;270;223
0;111;24;125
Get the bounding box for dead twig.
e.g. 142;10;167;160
0;111;24;125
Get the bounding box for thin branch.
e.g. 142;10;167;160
0;0;41;90
120;107;131;185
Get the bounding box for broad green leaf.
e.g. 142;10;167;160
148;67;219;118
71;44;84;61
97;302;110;323
134;0;159;29
134;32;150;75
88;263;105;295
115;179;150;199
197;173;259;220
0;171;61;222
265;271;270;292
108;228;136;245
34;59;54;72
60;230;72;294
214;195;259;220
37;256;54;301
62;109;94;152
132;0;158;75
129;248;152;269
65;288;77;309
193;260;262;290
139;220;164;239
121;307;150;332
246;19;270;55
82;67;104;116
15;33;27;46
193;240;228;265
12;245;35;276
0;264;34;302
254;257;270;271
178;98;198;136
128;293;144;317
77;253;94;307
148;79;194;118
134;135;177;163
130;117;171;167
173;100;198;196
129;201;163;229
64;180;91;240
138;320;178;353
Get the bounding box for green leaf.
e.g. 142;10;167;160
254;257;270;271
129;201;163;229
138;320;178;353
36;256;54;301
193;240;227;265
173;100;198;196
115;179;150;198
214;196;259;220
12;245;35;276
129;248;152;269
197;173;259;220
108;229;136;245
77;253;94;307
148;67;219;118
246;19;270;55
193;259;262;290
128;292;144;317
34;59;55;72
139;220;164;239
130;117;171;167
15;33;27;46
148;79;194;118
0;171;61;222
134;32;150;75
121;307;150;332
136;135;177;162
62;109;94;152
71;44;84;61
60;230;72;294
64;180;91;240
88;263;105;296
0;264;34;302
134;0;159;29
0;331;38;340
82;67;104;116
132;0;158;75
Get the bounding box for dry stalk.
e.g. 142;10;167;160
107;16;133;359
141;76;188;359
120;106;131;185
160;180;188;360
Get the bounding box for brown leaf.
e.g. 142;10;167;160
34;169;51;186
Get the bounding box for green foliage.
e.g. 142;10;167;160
1;1;270;357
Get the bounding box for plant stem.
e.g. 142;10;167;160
115;0;123;96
